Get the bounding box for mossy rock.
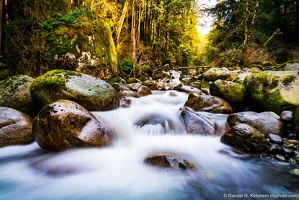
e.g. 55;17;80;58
0;75;36;116
244;71;299;114
210;80;246;104
30;69;119;111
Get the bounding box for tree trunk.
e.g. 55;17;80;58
116;0;129;50
104;22;119;75
131;0;137;77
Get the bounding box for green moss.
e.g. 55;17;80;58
31;69;79;91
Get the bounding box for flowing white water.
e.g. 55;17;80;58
0;91;297;200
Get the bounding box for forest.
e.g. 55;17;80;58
0;0;299;80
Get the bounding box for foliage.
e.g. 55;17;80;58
205;0;299;68
119;58;133;73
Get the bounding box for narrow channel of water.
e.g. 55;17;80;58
0;91;298;200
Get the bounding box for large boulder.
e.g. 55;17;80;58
30;70;119;111
0;107;33;147
184;94;233;114
144;152;196;172
180;108;230;136
221;124;268;153
227;111;285;137
210;80;246;104
203;67;238;81
244;71;299;114
33;100;115;151
180;108;216;135
0;75;35;116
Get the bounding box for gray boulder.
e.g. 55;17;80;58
180;108;216;135
227;111;284;137
180;108;230;136
221;124;268;153
244;71;299;114
30;69;119;111
33;100;115;151
0;107;33;147
284;63;299;71
0;75;35;116
203;67;238;81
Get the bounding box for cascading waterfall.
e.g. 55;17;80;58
0;90;298;200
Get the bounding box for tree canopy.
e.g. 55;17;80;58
0;0;205;79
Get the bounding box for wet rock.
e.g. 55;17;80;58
127;83;152;97
0;107;34;147
112;83;138;98
137;85;152;97
30;69;119;111
268;134;283;144
152;69;171;80
144;152;196;172
174;84;203;96
210;80;246;104
268;144;282;153
280;111;293;122
143;79;158;90
119;97;132;108
33;100;115;151
244;71;299;114
184;94;233;114
0;75;36;116
108;76;126;85
227;111;284;137
202;67;235;81
275;154;286;162
284;139;299;150
282;147;295;156
221;124;268;153
180;108;217;135
127;77;141;84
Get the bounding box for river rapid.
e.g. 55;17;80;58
0;91;298;200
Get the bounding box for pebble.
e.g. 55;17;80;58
269;134;283;144
280;111;293;122
275;154;286;162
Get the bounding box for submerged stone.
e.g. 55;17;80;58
144;152;196;172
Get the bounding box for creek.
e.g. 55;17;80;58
0;91;298;200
